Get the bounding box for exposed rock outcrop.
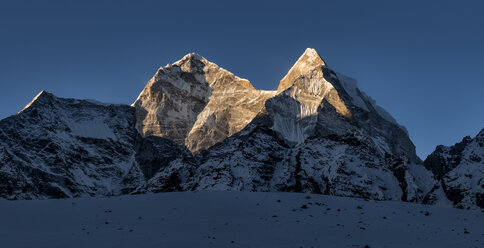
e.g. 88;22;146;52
133;53;276;154
424;129;484;209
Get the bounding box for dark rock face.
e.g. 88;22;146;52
135;136;191;179
424;136;473;179
424;129;484;209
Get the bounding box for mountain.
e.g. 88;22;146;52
424;129;484;209
0;91;187;199
0;48;481;209
139;49;435;204
133;53;276;154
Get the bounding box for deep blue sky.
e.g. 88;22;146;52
1;0;483;159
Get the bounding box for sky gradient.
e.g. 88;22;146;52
1;0;483;159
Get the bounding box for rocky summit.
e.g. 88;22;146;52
0;48;482;209
133;53;276;154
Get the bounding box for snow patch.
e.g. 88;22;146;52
84;99;113;106
0;192;481;248
69;120;116;140
336;72;369;111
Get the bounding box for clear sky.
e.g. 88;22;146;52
1;0;483;159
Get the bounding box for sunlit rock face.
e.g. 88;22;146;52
277;48;327;93
268;49;351;145
133;53;276;153
134;49;418;162
424;129;484;209
267;48;418;163
142;49;433;204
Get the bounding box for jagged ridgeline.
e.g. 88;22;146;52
424;129;484;209
0;49;482;209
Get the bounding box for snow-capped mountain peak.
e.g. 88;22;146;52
277;48;326;93
158;52;254;90
18;90;55;114
268;49;416;162
133;53;276;153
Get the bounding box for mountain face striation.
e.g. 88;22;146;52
0;48;481;209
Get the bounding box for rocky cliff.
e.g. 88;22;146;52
133;53;276;154
424;129;484;209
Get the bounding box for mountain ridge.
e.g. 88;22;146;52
133;49;430;205
0;48;482;210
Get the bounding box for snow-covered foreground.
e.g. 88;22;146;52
0;192;482;248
